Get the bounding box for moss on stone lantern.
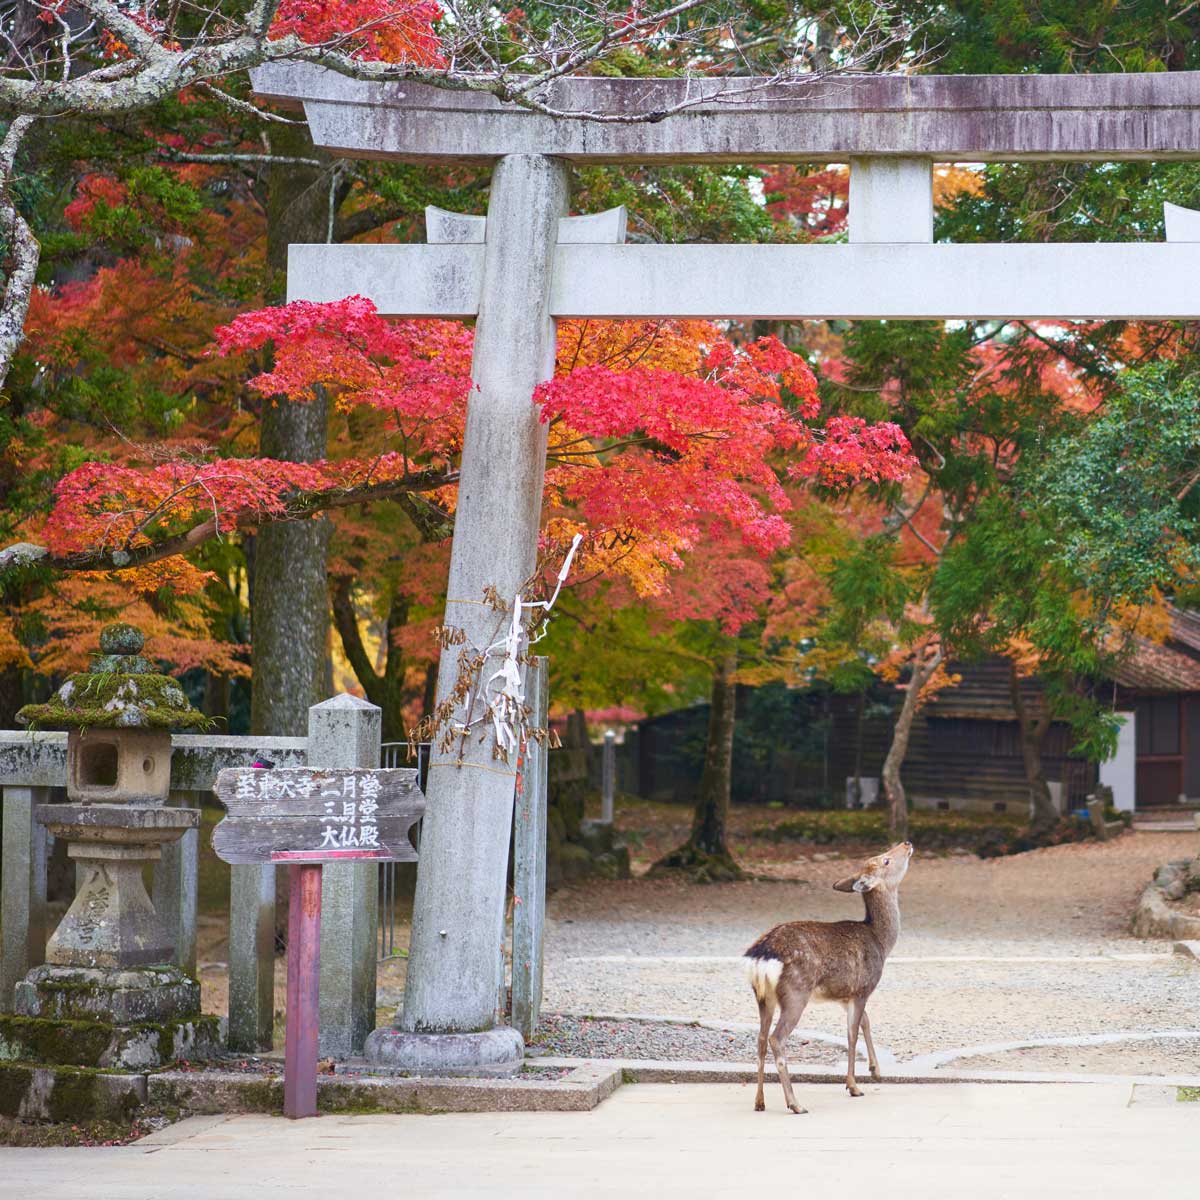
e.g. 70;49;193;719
0;623;220;1072
18;622;209;805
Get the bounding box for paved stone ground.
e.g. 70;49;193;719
539;831;1200;1074
11;1083;1198;1198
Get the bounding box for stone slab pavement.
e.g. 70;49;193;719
7;1083;1198;1199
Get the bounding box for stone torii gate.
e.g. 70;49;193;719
252;63;1200;1072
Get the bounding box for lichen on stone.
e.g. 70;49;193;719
99;623;144;655
17;623;210;732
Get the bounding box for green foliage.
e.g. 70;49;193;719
917;0;1200;74
827;535;907;628
575;163;776;245
539;590;715;715
939;162;1200;247
1027;363;1200;602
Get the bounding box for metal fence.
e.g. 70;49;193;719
378;741;428;961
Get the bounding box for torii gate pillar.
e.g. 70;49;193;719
365;154;569;1073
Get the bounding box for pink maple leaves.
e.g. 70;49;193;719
42;454;422;561
269;0;445;64
44;297;915;593
792;416;915;488
216;298;473;462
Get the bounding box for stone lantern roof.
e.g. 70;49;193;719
17;622;210;731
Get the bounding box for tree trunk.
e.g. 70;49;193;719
251;124;335;739
881;648;943;840
250;394;330;737
0;663;22;728
653;651;744;882
265;124;336;296
204;671;230;725
1008;661;1058;833
421;661;438;720
331;577;409;742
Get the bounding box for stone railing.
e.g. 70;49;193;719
1;676;554;1054
0;696;383;1058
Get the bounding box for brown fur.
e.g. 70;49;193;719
744;840;913;1114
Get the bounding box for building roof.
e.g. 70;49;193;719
1167;606;1200;655
1108;606;1200;693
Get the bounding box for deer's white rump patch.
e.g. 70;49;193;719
746;956;783;1005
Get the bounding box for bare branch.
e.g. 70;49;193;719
0;114;39;392
196;81;307;125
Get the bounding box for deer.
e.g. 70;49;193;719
743;840;913;1114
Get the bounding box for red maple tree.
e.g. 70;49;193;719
35;299;914;608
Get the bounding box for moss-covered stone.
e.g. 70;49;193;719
17;623;209;732
99;623;145;655
19;672;210;731
317;1082;423;1115
0;1016;115;1067
547;807;566;851
89;653;154;675
147;1072;284;1115
0;1013;221;1069
558;843;595;884
17;963;201;1023
545;721;631;885
0;1063;145;1122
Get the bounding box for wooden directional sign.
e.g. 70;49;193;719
212;767;424;865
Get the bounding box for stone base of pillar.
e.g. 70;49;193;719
363;1025;524;1077
0;1010;221;1069
15;963;199;1023
5;963;220;1069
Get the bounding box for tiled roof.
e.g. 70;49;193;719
1110;607;1200;692
1168;606;1200;655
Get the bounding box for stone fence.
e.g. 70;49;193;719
0;699;373;1059
1;674;552;1059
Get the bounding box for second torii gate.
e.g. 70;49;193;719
253;62;1200;1073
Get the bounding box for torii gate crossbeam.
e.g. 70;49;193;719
251;61;1200;1074
289;240;1200;322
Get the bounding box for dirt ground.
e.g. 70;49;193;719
539;817;1200;1074
192;805;1198;1074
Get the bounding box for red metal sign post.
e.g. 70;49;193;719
283;863;323;1119
212;765;424;1120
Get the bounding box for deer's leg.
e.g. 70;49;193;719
860;1009;881;1082
845;997;866;1097
769;986;810;1115
754;997;773;1112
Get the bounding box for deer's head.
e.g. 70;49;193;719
832;840;913;894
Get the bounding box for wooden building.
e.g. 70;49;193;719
1107;607;1200;808
627;608;1200;813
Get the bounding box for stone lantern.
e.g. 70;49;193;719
3;623;220;1068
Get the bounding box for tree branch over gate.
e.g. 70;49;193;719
0;465;457;577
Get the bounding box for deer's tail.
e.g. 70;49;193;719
744;944;783;1008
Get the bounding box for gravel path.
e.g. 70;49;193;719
194;828;1199;1075
529;1013;847;1065
540;831;1200;1074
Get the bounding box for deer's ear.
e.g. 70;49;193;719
852;876;879;892
832;875;859;892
